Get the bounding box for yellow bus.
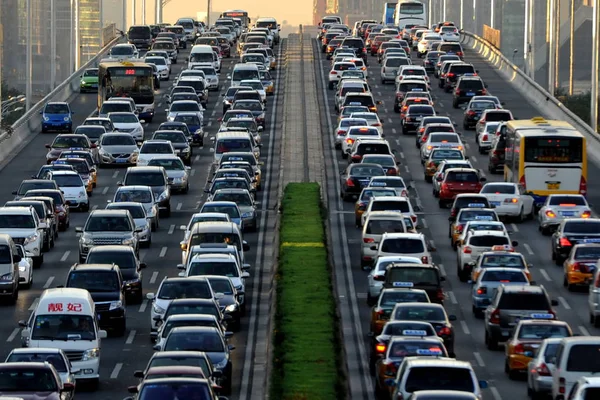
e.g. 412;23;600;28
504;117;587;208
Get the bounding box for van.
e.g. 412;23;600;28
188;45;215;68
213;131;259;164
128;25;153;49
551;336;600;399
361;211;407;268
180;221;249;266
19;288;108;387
0;234;22;303
229;64;260;87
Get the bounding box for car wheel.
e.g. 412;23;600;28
485;331;498;351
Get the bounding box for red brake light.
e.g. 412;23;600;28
467;110;476;116
476;287;487;295
582;210;592;218
571;262;582;272
481;89;487;95
439;327;451;336
536;363;552;377
421;256;428;263
580;176;588;195
559;237;572;247
559;377;566;394
482;134;489;141
337;130;346;135
376;343;386;353
346;178;355;187
447;73;455;77
363;237;375;243
456;224;464;233
463;246;472;254
514;344;525;355
490;309;500;324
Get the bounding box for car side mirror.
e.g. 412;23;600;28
140;262;147;269
527;263;534;268
185;57;189;62
98;330;107;339
370;245;378;251
177;264;185;270
551;299;559;306
45;144;51;149
480;177;487;182
11;191;17;195
146;293;155;300
133;370;144;378
257;126;263;132
75;227;83;233
479;380;488;389
243;240;250;251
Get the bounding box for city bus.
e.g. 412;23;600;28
394;0;427;29
221;10;250;28
382;3;397;25
504;117;587;208
98;60;156;122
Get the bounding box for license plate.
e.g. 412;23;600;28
359;180;369;187
491;201;501;206
116;159;128;163
560;211;575;216
547;182;560;190
502;331;509;336
467;92;475;96
415;117;422;121
90;84;98;88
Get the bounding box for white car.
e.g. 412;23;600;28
48;170;89;211
16;244;33;288
440;27;460;42
328;62;357;90
165;100;204;123
361;196;418;228
538;194;592;234
417;34;442;56
240;79;267;103
476;121;500;154
0;206;46;268
108;43;139;60
136;140;175;166
191;64;220;89
341;126;382;158
456;230;516;281
366;256;423;305
479;182;535;220
420;133;464;162
108;112;145;141
367;176;409;197
333;118;368;149
349;112;383;136
454;220;510;249
372;232;434;265
144;56;170;80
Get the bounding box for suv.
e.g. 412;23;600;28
0;206;46;268
453;76;487;108
382;263;445;303
4;200;55;251
348;139;394;163
372;232;434;265
442;63;476;91
341;37;367;61
76;209;141;263
401;105;435;135
121;166;172;217
437;168;487;208
483;284;559;350
456;230;518;281
65;263;127;336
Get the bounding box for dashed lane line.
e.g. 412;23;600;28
43;276;54;289
110;363;123;379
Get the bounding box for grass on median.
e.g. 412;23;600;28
271;183;345;400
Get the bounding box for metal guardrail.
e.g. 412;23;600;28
103;24;117;47
0;34;126;146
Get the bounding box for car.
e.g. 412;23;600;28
97;133;140;166
471;267;530;317
339;163;386;201
80;68;99;92
0;362;74;399
47;170;90;211
476;121;500;153
328;62;357;89
526;337;562;399
366;256;422;303
416;122;456;149
462;99;498;130
538;194;592;235
401;104;436;135
456;230;517;281
333;118;369;149
112;185;159;230
5;200;56;250
145;56;171;80
449;205;499;247
209;188;258;232
22;190;70;232
41;101;74;133
105;202;152;248
45;134;94;164
452;75;488;108
423;148;468;182
0;206;46;268
551;218;600;265
341;126;382;158
469;248;532;282
437;168;487;208
475;109;514;134
479;182;535;221
369;288;431;336
431;160;473;197
108;112;145;141
419;133;464;163
125;377;223;400
360;196;419;228
153;313;232;349
561;243;600;291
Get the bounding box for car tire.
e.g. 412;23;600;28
438;199;446;208
328;81;334;90
33;255;43;269
485;331;498;351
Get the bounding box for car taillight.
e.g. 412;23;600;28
427;145;433;150
362;47;367;53
571;262;582;272
405;117;412;122
386;168;397;176
455;89;461;95
439;327;451;336
376;343;386;353
481;89;487;95
421;256;429;263
384;361;397;377
457;51;464;57
427;161;435;169
377;309;387;320
447;73;455;77
419;127;425;133
482;134;489;141
372;123;382;127
440;183;449;192
463;246;472;254
346;138;355;144
346;178;355;187
580;176;588;195
535;363;552;377
582;210;592;218
476;286;487;295
519;175;526;190
490;309;500;324
595;273;600;287
503;198;518;203
363;237;374;243
331;71;337;75
514;344;525;355
559;237;572;247
352;155;362;161
559;377;566;394
467;110;476;116
456;224;464;233
337;130;346;135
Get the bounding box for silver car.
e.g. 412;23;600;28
526;338;561;398
147;155;191;193
470;267;530;317
366;256;423;306
333;118;368;149
476;121;500;154
97;133;140;165
166;100;204;123
380;57;409;84
210;188;258;232
538;194;592;234
111;185;159;231
106;201;152;247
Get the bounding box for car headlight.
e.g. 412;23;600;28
153;303;165;314
182;147;190;153
0;273;13;281
234;284;243;291
122;238;135;246
82;348;100;360
80;235;93;245
19;265;26;272
64;117;70;121
213;358;228;370
109;301;122;310
81;80;86;85
79;191;86;197
158;191;168;202
241;212;253;218
225;304;238;313
173;177;184;183
43;116;50;121
23;233;39;245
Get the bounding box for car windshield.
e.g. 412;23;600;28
115;189;152;203
86;251;135;269
153;132;186;143
388;341;444;359
430;134;459;143
158;282;211;300
381;238;424;253
0;368;60;392
394;306;446;321
54;175;83;187
234;101;262;111
147;57;166;65
84;216;131;232
0;215;35;229
564;221;600;233
380;291;428;307
216;139;252;154
110;114;138;124
75;126;104;139
45;104;69;114
469;235;509;247
174;115;201;126
431;150;463;160
62;160;90;174
68;271;120;292
363;156;395;166
575;247;600;259
207;278;234;295
189;233;240;250
52;137;88;149
201;205;240;218
165;304;218;320
383;323;435;336
227;120;256;131
7;353;67;372
446;171;479;182
31;314;96;341
518;325;570;339
171;103;199;112
361;189;397;200
470;101;496;110
481;270;527;282
498;293;549;309
486;123;500;133
138;382;212;400
481;184;515;194
566;345;600;372
161;319;218;339
109;204;145;219
102;135;136;146
164;331;224;353
350;166;385;176
549;196;587;206
481;254;524;267
366;220;405;234
83;69;98;77
18;181;55;195
189;261;239;277
211;181;248;192
213;192;252;206
148;158;185;171
141;144;172;154
405;367;475;393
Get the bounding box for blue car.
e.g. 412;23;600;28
173;112;204;146
41;102;74;133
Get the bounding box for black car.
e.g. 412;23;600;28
382;264;445;304
452;76;487;108
221;86;252;114
340;163;386;201
121;166;171;217
462;99;498;129
64;263;127;336
341;37;367;62
158;298;230;331
487;126;507;174
423;51;446;73
448;194;492;223
552;219;600;265
126;377;224;400
443;62;477;91
158;121;193;141
206;275;243;330
85;245;146;303
152;130;193;165
401;105;436;135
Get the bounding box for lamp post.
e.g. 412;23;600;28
74;0;80;69
569;0;575;95
132;0;136;26
207;0;212;27
460;0;464;29
548;0;556;95
591;0;600;132
50;0;56;90
25;0;32;112
142;0;146;25
490;0;495;29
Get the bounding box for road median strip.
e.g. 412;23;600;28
271;183;344;399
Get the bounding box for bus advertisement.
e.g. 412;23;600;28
395;0;427;29
504;117;587;207
98;61;155;122
382;3;397;25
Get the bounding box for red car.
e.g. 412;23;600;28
437;168;487;208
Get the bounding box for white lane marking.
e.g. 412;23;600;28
579;326;591;336
207;121;212;127
539;269;552;282
168;224;175;235
6;328;20;342
471;155;478;163
102;186;109;195
399;152;405;159
149;271;159;284
392;128;397;134
421;218;428;228
465;143;470;150
112;171;119;179
211;109;216;117
448;291;458;304
473;352;485;367
395;139;400;145
438;263;446;276
490;386;502;400
29;298;39;311
194;155;200;162
157;102;162;108
404;165;410;173
91;205;98;211
176;202;182;211
138;299;148;313
523;243;534;255
510;223;519;233
159;246;167;257
191;169;196;176
60;251;70;262
110;363;123;379
43;276;55;289
125;330;136;344
377;91;382;96
558;296;571;310
387;118;393;124
460;320;470;335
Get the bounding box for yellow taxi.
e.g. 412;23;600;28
471;247;533;282
562;243;600;291
423;148;467;180
505;318;572;379
260;71;275;96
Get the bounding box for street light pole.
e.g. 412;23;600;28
123;0;127;32
428;0;432;27
569;0;575;95
207;0;212;27
142;0;146;25
132;0;136;26
155;0;160;24
460;0;464;29
50;0;56;90
548;0;556;95
443;0;446;22
490;0;495;29
591;0;600;132
74;0;80;69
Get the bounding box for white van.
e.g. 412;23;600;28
229;64;260;87
187;45;215;69
551;336;600;399
19;288;107;387
213;131;259;164
180;221;249;265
